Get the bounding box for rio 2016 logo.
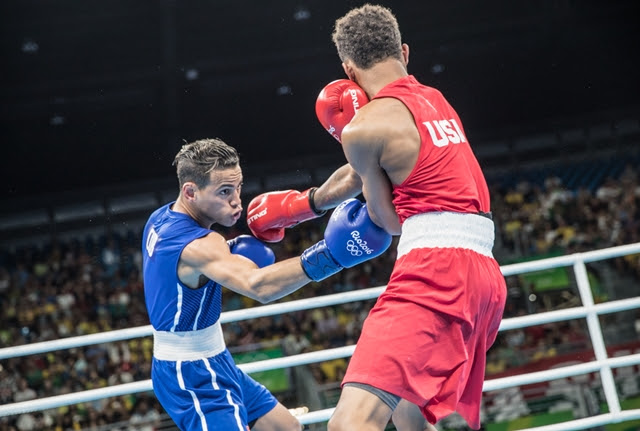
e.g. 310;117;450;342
346;230;373;256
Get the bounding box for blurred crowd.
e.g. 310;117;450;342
491;162;639;271
486;162;640;374
0;160;638;430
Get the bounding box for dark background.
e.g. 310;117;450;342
1;0;639;202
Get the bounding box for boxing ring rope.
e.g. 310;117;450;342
2;242;640;431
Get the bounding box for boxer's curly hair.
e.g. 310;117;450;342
332;4;403;69
173;138;239;188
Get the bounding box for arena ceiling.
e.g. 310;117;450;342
1;0;639;201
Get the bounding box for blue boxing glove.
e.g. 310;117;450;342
300;199;392;281
227;235;276;268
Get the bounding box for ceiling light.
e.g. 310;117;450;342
185;68;199;81
293;7;311;21
21;39;39;54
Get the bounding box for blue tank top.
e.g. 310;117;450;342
142;202;223;332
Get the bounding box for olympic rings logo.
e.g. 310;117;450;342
345;230;374;256
346;240;363;257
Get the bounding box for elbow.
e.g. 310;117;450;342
246;275;279;304
385;218;402;236
369;211;401;236
386;224;402;236
253;291;276;304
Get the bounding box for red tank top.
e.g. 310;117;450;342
373;75;490;223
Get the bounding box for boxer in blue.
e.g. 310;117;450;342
142;138;391;431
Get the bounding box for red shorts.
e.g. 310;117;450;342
343;246;506;429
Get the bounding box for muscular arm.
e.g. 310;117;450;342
179;232;310;304
341;119;402;235
313;163;363;211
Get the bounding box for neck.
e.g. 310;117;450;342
173;196;210;228
357;59;408;99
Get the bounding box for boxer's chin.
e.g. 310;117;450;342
221;219;236;228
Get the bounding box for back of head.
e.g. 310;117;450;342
173;138;239;188
332;4;403;69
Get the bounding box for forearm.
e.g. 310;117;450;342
242;195;394;303
363;191;402;235
245;258;312;304
361;172;402;235
313;164;363;211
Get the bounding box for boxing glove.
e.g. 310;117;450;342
227;235;276;268
300;199;392;281
247;188;326;243
315;79;368;144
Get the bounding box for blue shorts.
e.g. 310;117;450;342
152;349;278;431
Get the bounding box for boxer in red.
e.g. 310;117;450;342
247;4;507;430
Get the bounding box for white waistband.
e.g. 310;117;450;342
153;321;226;361
397;212;495;258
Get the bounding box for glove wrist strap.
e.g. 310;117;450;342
308;187;327;217
300;240;343;282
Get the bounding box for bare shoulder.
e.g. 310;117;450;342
345;96;420;184
177;231;229;288
181;231;227;266
347;97;415;141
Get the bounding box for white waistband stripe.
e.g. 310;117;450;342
397;212;495;258
153;321;226;361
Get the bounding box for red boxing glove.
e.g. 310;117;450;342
315;79;368;144
246;188;326;242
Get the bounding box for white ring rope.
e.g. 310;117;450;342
499;241;640;275
2;242;640;431
0;287;385;361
